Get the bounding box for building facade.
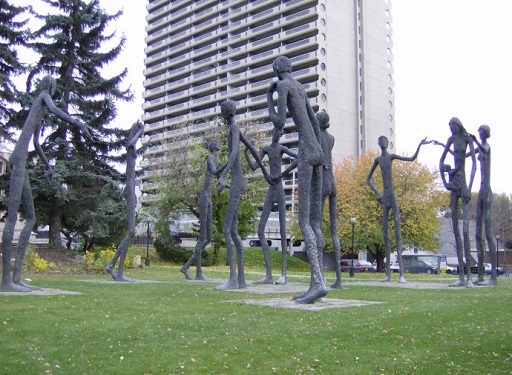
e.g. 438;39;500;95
141;0;395;208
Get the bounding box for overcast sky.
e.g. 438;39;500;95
20;0;512;195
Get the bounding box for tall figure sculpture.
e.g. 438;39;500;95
180;140;225;281
245;126;297;285
367;136;427;283
105;120;144;282
472;125;497;285
317;111;342;289
267;56;327;304
439;117;476;287
216;99;268;290
1;75;92;292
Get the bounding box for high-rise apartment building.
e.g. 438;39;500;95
141;0;395;208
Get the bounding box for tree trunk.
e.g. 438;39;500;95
49;198;64;249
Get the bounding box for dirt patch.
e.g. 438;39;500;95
35;248;79;263
31;247;84;275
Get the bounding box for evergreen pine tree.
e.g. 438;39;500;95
0;0;28;142
26;0;134;247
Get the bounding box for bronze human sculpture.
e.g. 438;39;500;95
367;135;427;283
267;56;327;303
215;99;268;290
472;125;497;285
180;140;225;281
439;117;476;287
1;75;92;292
245;126;297;285
105;120;144;282
317;111;342;288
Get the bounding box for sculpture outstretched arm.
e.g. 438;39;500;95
271;159;297;185
240;133;271;182
207;155;225;176
244;146;261;172
468;134;488;156
282;146;298;160
43;93;94;140
430;139;454;155
396;138;428;162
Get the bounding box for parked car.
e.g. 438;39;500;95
402;259;439;274
357;259;375;272
445;265;458;274
483;263;508;276
340;259;366;272
372;261;399;272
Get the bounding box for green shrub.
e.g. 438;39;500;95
154;237;212;266
153;237;182;262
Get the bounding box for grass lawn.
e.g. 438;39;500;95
0;249;511;374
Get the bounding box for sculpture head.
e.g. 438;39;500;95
220;99;236;119
449;117;466;135
39;75;57;96
316;111;330;129
442;164;452;173
378;135;389;149
478;124;490;140
272;56;292;79
208;140;220;152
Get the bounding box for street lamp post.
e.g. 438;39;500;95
496;234;500;267
350;217;356;277
145;221;151;266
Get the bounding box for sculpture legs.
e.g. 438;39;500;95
474;202;486;284
253;202;273;284
476;193;497;285
275;199;289;285
380;208;392;282
1;170;33;292
324;194;342;289
13;177;37;289
462;200;474;288
215;189;244;290
393;207;406;284
181;203;212;281
294;164;327;304
449;196;467;287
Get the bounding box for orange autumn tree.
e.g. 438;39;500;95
334;151;445;270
